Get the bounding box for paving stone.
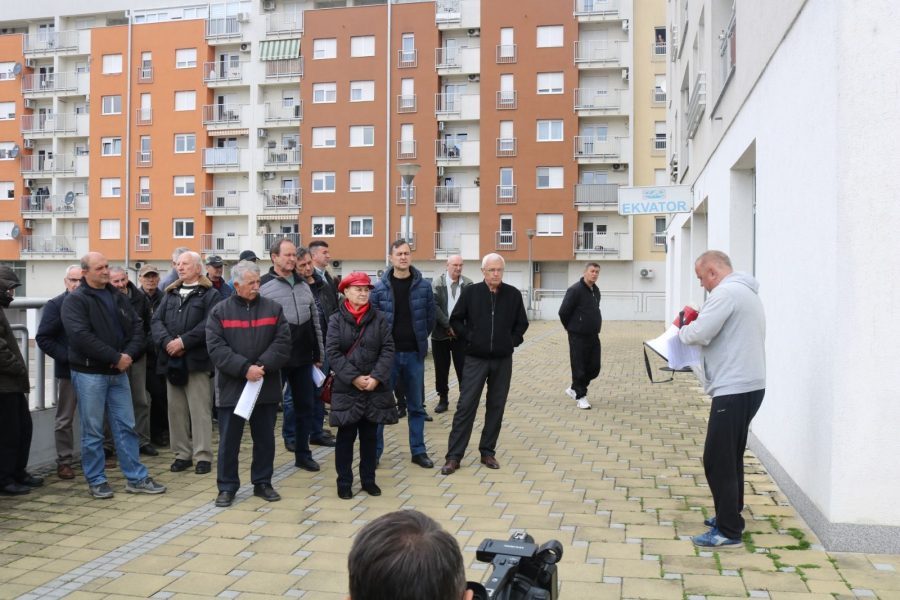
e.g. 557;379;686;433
623;576;685;599
684;574;748;596
97;573;175;596
741;571;809;592
603;558;662;579
162;572;238;595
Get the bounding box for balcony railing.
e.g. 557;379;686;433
202;190;244;211
652;87;667;104
434;186;460;209
395;185;416;205
264;146;302;167
496;44;516;63
22;72;80;94
574;40;621;64
398;49;417;68
652;137;667;154
435;47;460;69
435;93;460;115
135;235;151;252
435;139;462;161
265;57;303;79
652;232;666;248
201;234;244;255
206;17;241;40
685;71;706;140
261;190;301;210
397;140;417;160
496;90;517;110
574;183;619;208
202;104;244;125
138;65;153;83
263;232;301;250
573;0;620;17
136;150;152;167
266;11;303;35
496;138;516;157
21;235;78;255
652;42;667;60
574;231;618;254
496;230;516;251
574;88;624;111
395;232;417;250
203;147;241;167
135;191;152;209
21;113;77;135
435;0;461;24
204;61;245;83
397;94;417;113
265;101;302;122
136;107;152;125
23;31;79;54
434;231;461;253
20;195;78;215
574;136;621;159
496;185;517;204
20;154;74;175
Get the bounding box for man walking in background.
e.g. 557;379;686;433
431;255;472;414
558;263;602;410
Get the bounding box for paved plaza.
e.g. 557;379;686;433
1;321;898;599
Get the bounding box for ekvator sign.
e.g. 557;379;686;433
618;186;692;215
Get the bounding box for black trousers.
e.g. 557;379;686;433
217;402;277;493
445;355;512;461
568;333;601;399
335;418;378;489
704;389;765;539
283;365;314;463
0;392;32;486
146;352;169;442
432;337;465;397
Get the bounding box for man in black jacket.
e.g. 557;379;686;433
36;264;83;479
61;253;166;499
207;260;291;507
558;263;602;410
139;264;168;447
441;253;529;475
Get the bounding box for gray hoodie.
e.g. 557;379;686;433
678;272;766;397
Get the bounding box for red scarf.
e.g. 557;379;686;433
344;299;369;324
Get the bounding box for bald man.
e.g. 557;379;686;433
431;255;473;413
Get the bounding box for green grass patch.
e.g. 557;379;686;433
742;531;757;553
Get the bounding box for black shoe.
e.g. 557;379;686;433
18;474;44;488
284;440;296;452
411;453;434;469
310;436;336;447
139;444;159;457
337;486;353;500
253;484;281;502
434;402;449;414
397;406;407;418
215;490;235;507
362;483;381;496
170;459;193;472
321;430;336;442
423;412;433;422
0;482;31;496
295;457;320;472
195;461;211;474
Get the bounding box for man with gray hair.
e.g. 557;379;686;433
36;264;83;479
441;253;529;475
151;251;221;475
160;246;191;290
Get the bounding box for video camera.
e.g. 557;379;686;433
474;532;563;600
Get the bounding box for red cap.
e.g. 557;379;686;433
338;271;375;293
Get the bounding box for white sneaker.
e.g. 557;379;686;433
564;387;577;400
576;398;592;410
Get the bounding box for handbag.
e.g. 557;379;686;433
319;323;368;404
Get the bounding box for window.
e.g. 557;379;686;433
173;219;194;238
537;120;563;142
312;172;335;193
101;178;121;197
536;166;564;189
138;220;150;246
313;38;336;59
537;72;564;94
313;82;337;104
101;95;122;115
0;102;14;120
350;80;375;102
312;127;337;148
499;167;515;199
349;171;374;192
349;125;375;147
0;181;15;200
536;214;563;236
349;216;374;237
536;25;564;48
102;54;123;74
100;219;121;240
0;143;14;160
175;91;196;111
175;48;197;68
175;133;196;153
174;176;195;195
0;63;15;81
312;216;335;237
400;33;416;65
101;137;122;156
350;35;376;57
0;222;18;240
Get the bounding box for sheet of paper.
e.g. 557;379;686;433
645;325;702;370
311;365;327;387
234;378;264;420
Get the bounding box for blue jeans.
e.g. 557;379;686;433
282;382;295;444
72;371;148;486
377;351;426;459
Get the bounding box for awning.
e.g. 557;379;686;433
259;39;300;61
209;128;249;136
258;213;300;221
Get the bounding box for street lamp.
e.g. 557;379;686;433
526;228;536;314
397;163;421;244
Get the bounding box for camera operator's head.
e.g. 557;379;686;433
347;509;473;600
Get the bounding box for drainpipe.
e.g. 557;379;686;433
124;11;133;270
384;0;392;266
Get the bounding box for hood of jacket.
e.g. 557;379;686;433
164;275;213;294
720;271;760;295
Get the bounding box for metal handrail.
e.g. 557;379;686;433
9;297;52;410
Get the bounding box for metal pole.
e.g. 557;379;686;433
526;229;535;313
404;178;410;241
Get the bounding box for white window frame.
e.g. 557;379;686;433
537;72;564;94
101;178;122;198
313;38;337;60
0;181;14;200
312;216;335;237
312;82;337;104
349;216;374;237
312;172;336;193
536;214;563;237
311;126;337;148
537;120;563;142
174;133;196;153
101;137;122;156
174;176;195;196
0;102;14;120
536;166;564;189
174;91;196;111
349;80;375;102
349;125;375;147
173;219;194;238
102;54;123;74
100;219;121;240
175;48;197;68
349;170;374;192
536;25;564;48
350;35;376;57
101;95;122;115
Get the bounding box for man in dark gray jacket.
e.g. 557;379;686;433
558;262;602;410
431;255;473;413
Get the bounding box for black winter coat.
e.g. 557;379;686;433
206;294;291;408
326;303;398;427
151;277;221;374
125;281;152;359
450;281;529;359
558;278;602;336
0;308;29;393
36;291;72;379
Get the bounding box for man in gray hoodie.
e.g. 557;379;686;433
678;250;765;548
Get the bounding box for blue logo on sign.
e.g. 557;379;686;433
642;189;665;200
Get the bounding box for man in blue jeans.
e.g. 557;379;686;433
62;252;166;499
370;240;436;468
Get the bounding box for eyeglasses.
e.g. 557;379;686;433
483;268;504;274
65;278;81;283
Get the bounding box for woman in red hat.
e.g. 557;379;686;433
326;272;397;499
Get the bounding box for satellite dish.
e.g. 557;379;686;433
12;63;22;76
9;145;20;159
64;191;76;206
10;225;20;240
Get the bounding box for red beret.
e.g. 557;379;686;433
338;271;375;293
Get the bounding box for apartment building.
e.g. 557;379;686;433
665;0;900;551
0;0;667;320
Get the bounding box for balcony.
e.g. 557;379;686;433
435;139;480;166
395;185;416;206
263;232;301;251
434;231;461;254
135;191;152;210
435;0;460;25
496;138;516;157
204;61;246;85
20;154;76;176
264;57;303;80
21;72;84;95
685;71;706;140
136;150;152;168
496;185;517;205
652;87;667;104
395;232;416;250
206;17;242;41
574;40;623;66
651;137;666;156
496;90;517;110
202;104;245;127
574;88;629;114
397;94;417;113
398;49;417;69
263;146;302;169
261;190;301;211
136;107;152;126
20;235;81;256
496;44;516;63
202;190;245;212
135;235;151;252
397;140;417;160
203;147;246;171
573;231;623;258
573;0;624;21
652;42;667;61
20;194;80;216
574;183;619;210
574;136;625;163
201;234;245;256
434;186;479;212
22;31;81;55
266;11;303;36
652;232;666;250
435;46;480;75
138;65;153;83
21;113;82;136
435;93;480;120
495;230;516;251
265;101;302;123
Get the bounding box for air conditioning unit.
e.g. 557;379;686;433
331;260;341;268
24;99;35;109
23;139;33;149
622;19;630;32
612;163;622;171
437;166;445;176
621;67;629;81
240;42;251;53
23;219;34;229
640;268;655;279
467;74;480;82
263;172;276;180
262;0;276;10
237;12;251;23
257;128;268;138
26;179;35;188
467;28;480;37
438;121;445;131
24;58;36;68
